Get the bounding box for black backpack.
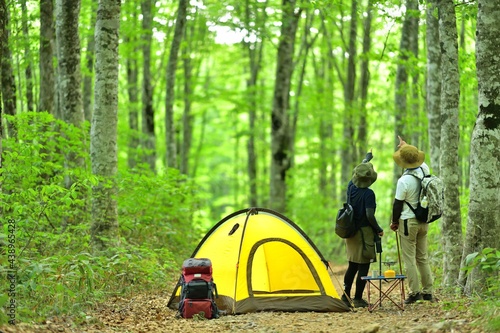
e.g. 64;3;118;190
335;186;357;238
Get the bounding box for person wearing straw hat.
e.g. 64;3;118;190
342;151;384;308
390;136;434;304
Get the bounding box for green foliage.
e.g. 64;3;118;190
117;164;203;259
470;297;500;333
463;247;500;296
0;112;205;324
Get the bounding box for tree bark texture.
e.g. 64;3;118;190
126;47;139;169
426;0;442;173
0;0;5;166
437;0;463;289
55;0;83;126
165;0;188;169
243;0;267;207
358;0;373;157
408;0;420;147
141;0;156;172
20;0;34;112
90;0;120;251
181;26;193;176
82;0;97;122
39;0;55;114
461;0;500;295
340;0;357;187
393;0;412;185
1;3;17;139
269;0;300;213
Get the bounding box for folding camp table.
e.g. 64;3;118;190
361;275;406;312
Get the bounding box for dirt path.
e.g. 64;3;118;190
0;269;486;333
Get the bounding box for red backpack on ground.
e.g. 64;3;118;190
178;258;219;319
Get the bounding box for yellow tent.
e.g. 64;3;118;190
167;208;349;313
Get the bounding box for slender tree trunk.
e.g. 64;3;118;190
141;0;156;172
165;0;188;169
460;0;500;295
393;0;412;183
437;0;463;289
243;0;267;207
126;46;139;169
55;0;84;194
426;0;442;173
318;15;338;203
39;0;55;114
0;0;5;172
82;0;97;122
55;0;83;127
90;0;120;251
180;26;193;176
1;3;16;139
358;0;373;156
20;0;34;111
291;9;316;169
269;0;301;213
341;0;357;186
408;1;420;147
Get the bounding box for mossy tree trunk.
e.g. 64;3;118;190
437;0;463;289
460;0;500;295
90;0;120;251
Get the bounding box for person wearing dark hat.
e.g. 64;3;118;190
391;136;434;304
341;151;384;308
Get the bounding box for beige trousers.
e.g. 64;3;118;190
398;218;433;295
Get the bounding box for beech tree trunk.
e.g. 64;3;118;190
426;0;442;173
90;0;120;251
393;0;412;183
358;0;373;156
55;0;85;193
55;0;84;127
141;0;156;172
437;0;463;288
165;0;188;169
20;0;34;112
1;3;17;139
0;0;5;164
180;20;194;176
39;0;55;114
340;0;357;186
460;0;500;295
243;0;267;207
408;0;420;146
126;44;139;169
269;0;301;213
82;0;97;122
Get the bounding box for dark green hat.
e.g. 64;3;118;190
352;163;377;188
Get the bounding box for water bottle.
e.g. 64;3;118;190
421;196;428;208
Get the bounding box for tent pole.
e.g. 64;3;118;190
232;208;255;314
327;263;354;309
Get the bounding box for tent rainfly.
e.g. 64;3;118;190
167;207;350;314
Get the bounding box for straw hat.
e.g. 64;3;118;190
352;163;378;188
393;144;425;169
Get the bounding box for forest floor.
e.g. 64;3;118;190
0;266;489;333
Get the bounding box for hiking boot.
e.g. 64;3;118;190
341;295;353;308
422;293;433;301
353;298;369;308
404;293;423;304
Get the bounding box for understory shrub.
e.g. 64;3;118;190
0;112;205;324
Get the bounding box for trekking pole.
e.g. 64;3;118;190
395;232;403;275
375;236;382;307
